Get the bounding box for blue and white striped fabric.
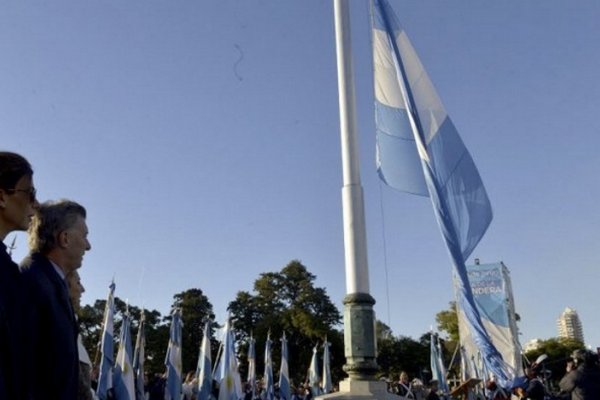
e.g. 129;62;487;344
321;339;332;394
308;345;320;397
263;334;274;400
278;333;291;400
165;309;183;400
429;333;449;399
114;310;135;400
217;319;242;400
246;335;256;400
132;312;146;400
372;0;513;387
196;320;212;400
97;281;116;400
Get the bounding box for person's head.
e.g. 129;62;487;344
399;372;409;383
571;349;597;366
525;364;540;378
65;269;85;313
0;151;38;238
571;349;588;365
185;371;195;383
28;199;90;272
486;380;498;391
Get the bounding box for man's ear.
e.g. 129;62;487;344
0;189;7;208
57;230;69;248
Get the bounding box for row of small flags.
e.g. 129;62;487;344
95;281;333;400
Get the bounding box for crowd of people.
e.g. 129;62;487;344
379;356;600;400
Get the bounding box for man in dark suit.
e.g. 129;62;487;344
21;200;91;400
0;151;38;400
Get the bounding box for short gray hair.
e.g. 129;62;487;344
28;199;87;255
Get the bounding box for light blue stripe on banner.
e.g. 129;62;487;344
375;101;427;195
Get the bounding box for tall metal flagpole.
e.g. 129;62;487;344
320;2;397;398
334;0;377;385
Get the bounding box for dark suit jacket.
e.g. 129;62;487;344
0;242;30;400
20;253;79;400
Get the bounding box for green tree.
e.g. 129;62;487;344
375;331;429;382
228;260;343;386
78;298;169;374
435;301;459;345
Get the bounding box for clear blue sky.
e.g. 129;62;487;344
2;1;599;351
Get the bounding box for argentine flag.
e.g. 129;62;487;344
217;319;242;400
132;311;146;400
322;339;332;394
371;0;513;387
308;345;320;397
278;333;290;400
263;334;274;400
114;310;135;400
165;309;183;400
196;320;212;400
97;281;116;400
246;335;256;400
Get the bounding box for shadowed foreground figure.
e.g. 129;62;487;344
558;349;600;400
0;151;38;400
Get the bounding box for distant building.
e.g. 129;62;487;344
557;307;584;343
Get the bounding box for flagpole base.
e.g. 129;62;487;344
317;379;398;400
342;293;378;380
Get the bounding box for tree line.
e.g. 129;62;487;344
77;260;583;388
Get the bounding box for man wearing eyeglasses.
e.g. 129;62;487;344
21;199;91;400
0;151;39;400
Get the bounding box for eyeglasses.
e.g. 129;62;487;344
6;187;37;203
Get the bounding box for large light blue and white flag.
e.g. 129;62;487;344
114;308;135;400
371;0;513;387
165;308;183;400
196;320;213;400
97;281;116;400
322;338;332;394
132;311;146;400
263;333;274;400
217;319;242;400
278;333;291;400
308;345;320;397
246;335;256;400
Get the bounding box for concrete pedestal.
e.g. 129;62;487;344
317;379;398;400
